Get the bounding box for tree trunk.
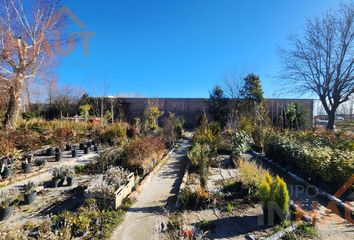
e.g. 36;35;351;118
327;111;336;130
3;76;23;130
24;83;32;112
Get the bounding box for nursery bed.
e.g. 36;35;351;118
0;174;96;234
244;152;354;240
0;150;98;191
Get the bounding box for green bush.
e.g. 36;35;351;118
264;133;354;186
187;142;211;187
258;174;289;213
231;131;252;159
177;188;191;209
99;122;128;144
21;111;37;120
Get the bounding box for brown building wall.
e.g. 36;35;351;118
118;98;314;128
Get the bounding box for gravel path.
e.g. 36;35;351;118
110;138;191;240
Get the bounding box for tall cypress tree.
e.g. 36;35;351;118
241;74;264;105
209;85;229;127
240;74;269;128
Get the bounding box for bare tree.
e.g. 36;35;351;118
87;75;112;125
223;71;244;128
280;2;354;130
0;0;66;129
44;76;59;105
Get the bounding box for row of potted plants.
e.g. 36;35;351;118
0;140;101;182
45;140;99;160
0;166;77;222
0;181;38;221
51;167;76;188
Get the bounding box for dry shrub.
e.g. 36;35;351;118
122;136;165;173
238;159;268;194
99;122;129;144
17;118;96;145
178;186;216;210
50;127;74;149
0;133;15;156
8;129;41;152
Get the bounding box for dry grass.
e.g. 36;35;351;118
238;159;268;190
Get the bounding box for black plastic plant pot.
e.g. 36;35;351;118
22;163;32;174
93;145;99;152
7;158;14;165
24;192;37;205
1;167;12;178
67;176;75;186
0;205;14;221
35;159;46;167
71;149;78;158
55;152;62;162
51;178;65;188
83;146;89;154
79;143;85;150
65;144;72;151
47;147;54;156
86;141;92;148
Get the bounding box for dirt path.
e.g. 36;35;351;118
110;138;191;240
245;153;354;240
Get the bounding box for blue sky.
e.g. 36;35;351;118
58;0;341;98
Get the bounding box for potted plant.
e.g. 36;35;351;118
35;159;46;167
73;215;90;237
93;144;99;152
72;146;78;158
51;167;65;188
1;165;12;179
22;159;32;174
46;147;54;156
1;155;13;178
51;128;73;160
83;146;89;154
55;148;62;162
258;174;289;225
66;168;76;186
22;182;37;205
79;143;85;150
0;190;19;221
65;144;72;151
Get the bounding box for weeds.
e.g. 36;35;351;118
225;202;235;213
